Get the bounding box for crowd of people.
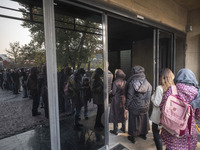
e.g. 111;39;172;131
1;65;200;150
109;66;200;150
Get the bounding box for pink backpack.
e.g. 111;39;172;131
160;85;193;137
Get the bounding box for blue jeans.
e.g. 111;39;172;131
22;87;27;97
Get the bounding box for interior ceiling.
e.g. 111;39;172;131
108;17;153;51
173;0;200;10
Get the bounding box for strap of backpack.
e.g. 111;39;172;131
187;106;193;150
171;85;178;95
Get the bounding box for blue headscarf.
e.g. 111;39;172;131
174;68;200;109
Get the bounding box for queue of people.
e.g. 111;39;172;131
1;65;200;150
109;66;200;150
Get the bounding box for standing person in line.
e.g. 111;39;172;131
150;68;175;150
109;69;126;135
21;68;28;98
27;67;41;116
125;66;152;143
81;75;91;120
160;68;200;150
91;68;104;131
68;68;85;130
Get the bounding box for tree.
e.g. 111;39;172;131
18;2;103;70
6;42;21;64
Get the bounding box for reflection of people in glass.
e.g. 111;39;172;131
11;68;19;94
81;76;91;119
27;67;41;116
125;66;152;143
21;68;28;98
150;68;174;150
109;69;126;135
91;68;104;131
38;65;49;118
68;68;85;130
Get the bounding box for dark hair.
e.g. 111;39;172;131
91;68;103;79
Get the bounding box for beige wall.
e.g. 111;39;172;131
106;0;187;32
186;9;200;81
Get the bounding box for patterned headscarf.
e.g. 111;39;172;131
174;68;200;109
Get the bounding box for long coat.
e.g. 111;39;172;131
109;70;126;123
125;72;152;137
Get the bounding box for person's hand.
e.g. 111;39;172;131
124;109;128;120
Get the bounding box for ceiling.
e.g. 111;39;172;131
173;0;200;10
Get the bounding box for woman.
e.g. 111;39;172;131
91;68;104;131
109;69;126;135
160;68;200;150
125;66;152;143
150;68;175;150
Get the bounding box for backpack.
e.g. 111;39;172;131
160;85;193;137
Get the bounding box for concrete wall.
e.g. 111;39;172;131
186;9;200;81
107;0;187;32
132;39;153;86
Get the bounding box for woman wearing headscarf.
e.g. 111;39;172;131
125;66;152;143
91;68;104;131
160;68;200;150
150;68;175;150
109;69;126;135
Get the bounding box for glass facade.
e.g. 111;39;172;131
0;0;186;150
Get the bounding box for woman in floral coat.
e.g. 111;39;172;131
160;68;200;150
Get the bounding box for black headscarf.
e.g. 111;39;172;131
174;68;200;109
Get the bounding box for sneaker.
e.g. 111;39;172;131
120;127;125;133
128;136;135;143
110;130;118;135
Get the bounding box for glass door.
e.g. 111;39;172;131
153;29;174;88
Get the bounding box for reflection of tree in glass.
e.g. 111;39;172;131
6;41;20;64
17;2;103;70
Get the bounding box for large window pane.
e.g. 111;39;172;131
54;1;105;149
0;0;51;149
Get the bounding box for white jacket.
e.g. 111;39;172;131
150;85;163;124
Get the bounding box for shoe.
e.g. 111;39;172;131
110;130;118;135
120;127;125;133
32;112;41;116
140;134;147;140
128;136;135;143
85;117;89;120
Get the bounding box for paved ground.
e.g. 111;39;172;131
0;88;48;139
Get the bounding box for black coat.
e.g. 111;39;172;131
125;72;152;136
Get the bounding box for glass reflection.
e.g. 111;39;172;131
54;1;105;149
0;0;50;149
